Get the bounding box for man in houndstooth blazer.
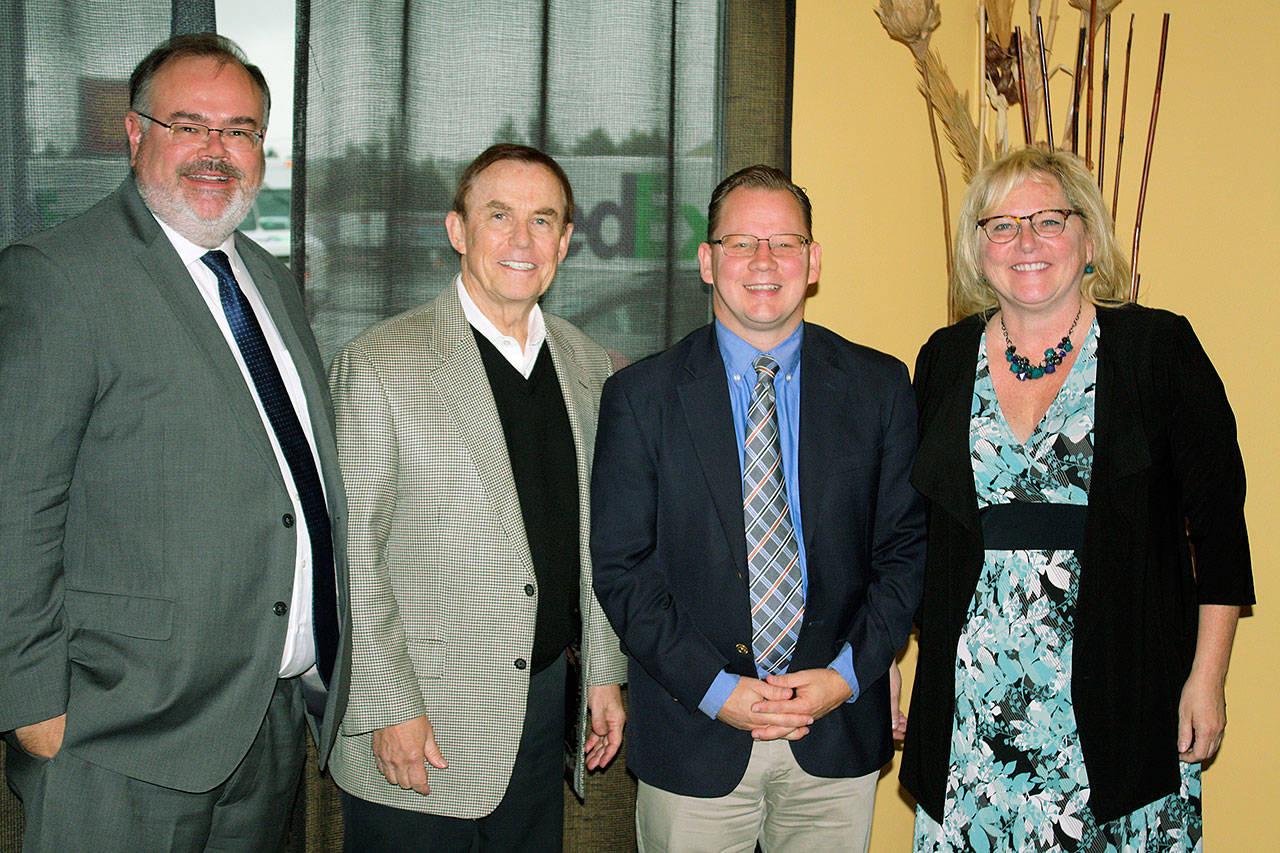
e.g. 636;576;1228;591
327;145;626;851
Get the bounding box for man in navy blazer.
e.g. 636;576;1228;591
591;165;925;851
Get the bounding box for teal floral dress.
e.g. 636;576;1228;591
913;323;1203;852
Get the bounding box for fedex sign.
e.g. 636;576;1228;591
562;167;709;265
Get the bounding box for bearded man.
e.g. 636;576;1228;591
0;33;349;852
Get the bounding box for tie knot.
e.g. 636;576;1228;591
753;353;779;379
201;249;234;281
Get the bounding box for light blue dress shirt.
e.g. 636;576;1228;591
697;321;859;719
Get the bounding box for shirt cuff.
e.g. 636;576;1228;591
698;670;740;719
829;643;860;703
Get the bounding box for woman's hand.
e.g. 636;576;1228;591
1177;671;1226;763
1177;603;1241;763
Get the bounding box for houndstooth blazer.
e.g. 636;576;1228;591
326;280;626;818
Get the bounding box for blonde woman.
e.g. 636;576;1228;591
900;147;1253;850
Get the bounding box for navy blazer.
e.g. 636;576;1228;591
591;322;926;796
900;304;1254;823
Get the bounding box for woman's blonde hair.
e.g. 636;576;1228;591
952;146;1131;317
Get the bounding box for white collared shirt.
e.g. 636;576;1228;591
456;275;546;378
154;217;319;678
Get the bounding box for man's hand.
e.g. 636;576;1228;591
14;714;65;759
717;677;813;741
371;715;448;795
1178;671;1227;763
584;684;625;770
754;668;853;739
889;660;908;745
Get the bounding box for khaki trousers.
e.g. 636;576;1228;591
636;738;878;853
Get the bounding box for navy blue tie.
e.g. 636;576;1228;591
202;250;338;687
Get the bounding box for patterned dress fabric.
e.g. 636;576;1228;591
914;322;1203;852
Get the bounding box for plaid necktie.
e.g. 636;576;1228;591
202;250;338;688
743;353;803;674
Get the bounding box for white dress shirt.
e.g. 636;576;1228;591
457;275;546;378
155;217;320;678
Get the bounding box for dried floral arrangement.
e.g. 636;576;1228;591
875;0;1169;315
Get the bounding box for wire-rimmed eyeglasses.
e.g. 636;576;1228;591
135;112;265;151
710;233;811;257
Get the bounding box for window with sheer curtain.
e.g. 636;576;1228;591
297;0;793;365
0;0;793;369
0;5;791;847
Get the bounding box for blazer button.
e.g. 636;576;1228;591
273;601;288;616
735;643;749;655
282;513;295;528
514;658;527;670
524;584;535;597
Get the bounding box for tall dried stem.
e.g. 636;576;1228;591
978;1;987;170
921;62;956;311
919;49;990;181
875;0;956;308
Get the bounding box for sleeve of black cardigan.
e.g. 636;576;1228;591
1162;313;1255;605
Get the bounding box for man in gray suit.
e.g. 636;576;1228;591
0;34;349;851
328;144;626;851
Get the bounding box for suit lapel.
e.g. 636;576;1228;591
544;322;592;519
429;285;536;578
119;183;285;486
235;234;341;488
796;328;842;555
677;326;749;577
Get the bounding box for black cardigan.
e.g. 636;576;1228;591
899;304;1254;824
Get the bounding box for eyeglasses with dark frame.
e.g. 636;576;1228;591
134;112;266;151
976;209;1080;243
710;233;811;258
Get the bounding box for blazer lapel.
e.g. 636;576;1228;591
544;324;591;465
544;323;593;520
119;183;285;486
429;285;536;578
235;235;340;480
796;328;842;555
676;326;749;577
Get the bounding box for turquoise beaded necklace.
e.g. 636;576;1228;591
1000;305;1081;381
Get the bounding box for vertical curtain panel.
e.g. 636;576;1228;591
0;1;191;248
0;1;792;368
297;0;793;367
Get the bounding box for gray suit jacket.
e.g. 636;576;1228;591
327;282;626;818
0;177;351;792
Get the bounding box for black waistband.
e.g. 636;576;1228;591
979;502;1087;551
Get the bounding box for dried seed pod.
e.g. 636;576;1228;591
875;0;942;61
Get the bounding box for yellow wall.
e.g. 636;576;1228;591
793;0;1279;846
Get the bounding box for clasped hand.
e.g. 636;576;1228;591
717;668;853;741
